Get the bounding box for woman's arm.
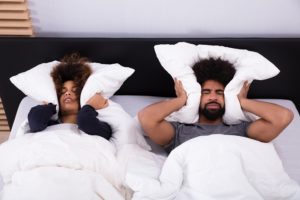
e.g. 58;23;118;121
77;93;112;140
28;103;57;132
77;105;112;140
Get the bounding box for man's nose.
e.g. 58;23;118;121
209;92;217;100
64;91;71;96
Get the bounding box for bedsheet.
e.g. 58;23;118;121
3;96;300;198
0;123;128;200
126;135;300;200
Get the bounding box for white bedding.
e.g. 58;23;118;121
2;95;300;199
125;135;300;200
0;124;127;200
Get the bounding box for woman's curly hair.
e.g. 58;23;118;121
192;57;236;87
51;53;92;100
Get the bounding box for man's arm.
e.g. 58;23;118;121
238;81;294;142
138;79;187;146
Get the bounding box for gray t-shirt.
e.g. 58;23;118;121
164;121;251;153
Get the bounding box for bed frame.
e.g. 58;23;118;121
0;38;300;128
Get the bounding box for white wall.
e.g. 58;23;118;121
28;0;300;37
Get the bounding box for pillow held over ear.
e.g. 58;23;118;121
10;60;151;150
10;61;60;106
154;43;201;124
80;63;151;150
154;42;280;124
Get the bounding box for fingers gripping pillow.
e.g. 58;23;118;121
80;63;151;150
10;61;134;110
10;61;151;150
154;42;280;124
154;43;201;123
197;44;280;124
10;62;134;116
80;63;134;102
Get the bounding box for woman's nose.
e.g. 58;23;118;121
64;91;71;96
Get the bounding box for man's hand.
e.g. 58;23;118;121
86;93;109;110
238;81;250;102
174;78;187;106
236;80;293;142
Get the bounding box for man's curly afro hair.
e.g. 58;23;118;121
192;57;236;87
51;53;92;99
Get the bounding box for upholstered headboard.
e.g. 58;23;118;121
0;38;300;128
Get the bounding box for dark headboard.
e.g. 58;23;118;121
0;38;300;128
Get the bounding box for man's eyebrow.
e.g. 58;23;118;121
202;88;211;91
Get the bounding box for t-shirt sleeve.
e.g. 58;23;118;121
163;121;181;154
235;121;251;137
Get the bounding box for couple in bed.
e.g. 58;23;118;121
28;53;293;153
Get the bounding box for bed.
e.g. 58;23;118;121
0;38;300;199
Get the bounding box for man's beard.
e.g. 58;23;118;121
199;102;225;121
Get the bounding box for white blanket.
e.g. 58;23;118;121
0;124;127;200
126;135;300;200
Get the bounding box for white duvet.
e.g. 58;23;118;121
126;135;300;200
0;124;127;200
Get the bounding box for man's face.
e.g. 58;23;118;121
59;80;79;116
199;80;225;121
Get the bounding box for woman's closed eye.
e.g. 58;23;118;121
61;88;67;94
61;87;77;94
71;87;77;93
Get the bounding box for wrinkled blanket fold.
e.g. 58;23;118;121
0;124;126;200
126;135;300;200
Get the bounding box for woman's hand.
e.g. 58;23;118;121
86;93;109;110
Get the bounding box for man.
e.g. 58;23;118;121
138;58;293;153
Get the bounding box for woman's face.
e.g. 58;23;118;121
59;80;79;116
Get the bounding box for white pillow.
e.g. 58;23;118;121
154;42;280;124
94;100;151;151
10;61;134;107
80;63;134;102
154;43;201;123
10;61;150;150
79;64;151;150
10;61;60;106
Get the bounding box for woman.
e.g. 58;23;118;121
28;53;112;140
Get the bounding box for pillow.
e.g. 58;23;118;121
79;65;151;150
10;61;151;150
10;61;60;106
154;43;201;123
154;42;280;124
94;100;152;151
10;61;134;108
80;63;134;102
